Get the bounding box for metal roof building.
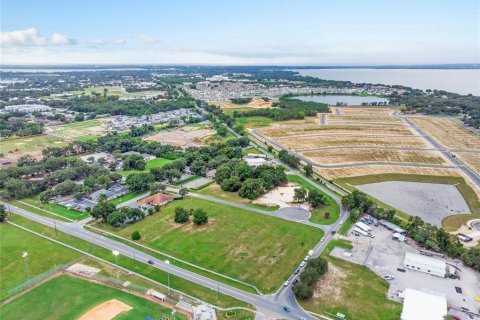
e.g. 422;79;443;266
403;252;447;278
401;288;447;320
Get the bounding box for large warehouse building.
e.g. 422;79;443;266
403;252;448;278
401;288;447;320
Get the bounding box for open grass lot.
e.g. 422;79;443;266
69;86;126;96
336;173;480;214
327;114;402;123
119;157;174;177
301;148;446;165
46;119;107;140
300;256;402;320
97;196;323;292
22;196;90;220
0;275;184;320
0;135;67;165
6;200;70;222
299;240;401;319
442;213;480;232
408;116;480;150
0;223;82;294
8;214;253;309
197;183;279;211
74;134;100;142
286;175;340;224
109;192;144;205
279;135;429;150
241;147;263;155
236;116;273;128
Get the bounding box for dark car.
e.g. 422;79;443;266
294;269;300;274
283;306;291;313
148;260;154;265
293;279;299;285
331;230;336;235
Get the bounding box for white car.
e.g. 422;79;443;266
283;280;290;286
383;275;394;281
300;261;306;267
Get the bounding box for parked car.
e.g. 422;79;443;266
384;275;394;281
283;280;290;286
300;261;306;267
293;279;299;285
294;269;300;274
148;260;154;265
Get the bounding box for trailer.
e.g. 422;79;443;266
353;227;369;237
355;221;372;233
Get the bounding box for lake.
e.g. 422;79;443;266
295;94;389;105
291;68;480;96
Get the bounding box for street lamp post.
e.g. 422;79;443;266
22;252;30;287
165;260;170;293
112;250;119;279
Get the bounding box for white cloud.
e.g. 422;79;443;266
136;34;158;44
114;38;126;45
0;28;76;46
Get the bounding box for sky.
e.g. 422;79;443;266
1;0;479;65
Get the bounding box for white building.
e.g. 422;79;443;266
192;304;217;320
4;104;51;113
403;252;447;278
401;288;447;320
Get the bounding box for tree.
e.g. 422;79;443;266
75;113;85;122
324;212;331;219
179;187;189;198
292;281;313;300
304;164;313;177
126;173;155;192
131;231;141;241
108;161;118;171
87;156;95;164
239;178;265;200
174;207;190;223
293;187;307;202
122;154;146;171
216;125;227;137
462;248;480;271
17;155;37;167
193;208;209;225
307;189;325;208
0;205;6;222
107;211;126;227
90;201;116;221
150;182;166;194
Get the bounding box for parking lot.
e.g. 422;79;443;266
331;223;480;315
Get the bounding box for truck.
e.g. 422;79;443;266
353;227;369;237
355;221;372;233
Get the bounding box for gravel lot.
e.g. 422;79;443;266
331;225;480;315
357;181;471;226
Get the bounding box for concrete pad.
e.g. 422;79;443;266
357;181;470;226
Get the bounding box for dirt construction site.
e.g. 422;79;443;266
143;125;216;147
254;107;480;189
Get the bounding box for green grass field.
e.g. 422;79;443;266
68;86;165;99
442;213;480;232
8;214;253;309
21;197;90;220
286;175;340;225
336;174;479;214
0;223;82;294
46;119;104;139
75;134;99;142
0;135;67;154
241;147;262;155
0;275;184;320
97;196;322;292
119;157;174;178
197;183;280;211
235;116;273;128
6;200;70;222
109;192;144;206
299;239;401;320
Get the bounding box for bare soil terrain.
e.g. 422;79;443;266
409;116;480;150
78;299;132;320
301;148;447;165
453;152;480;173
144;125;216;147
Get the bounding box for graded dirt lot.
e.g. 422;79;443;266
253;182;309;209
259;124;415;138
301;148;446;165
144;125;216;147
408;116;480;150
279;135;429;150
453;152;480;173
327;114;402;123
335;107;395;115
